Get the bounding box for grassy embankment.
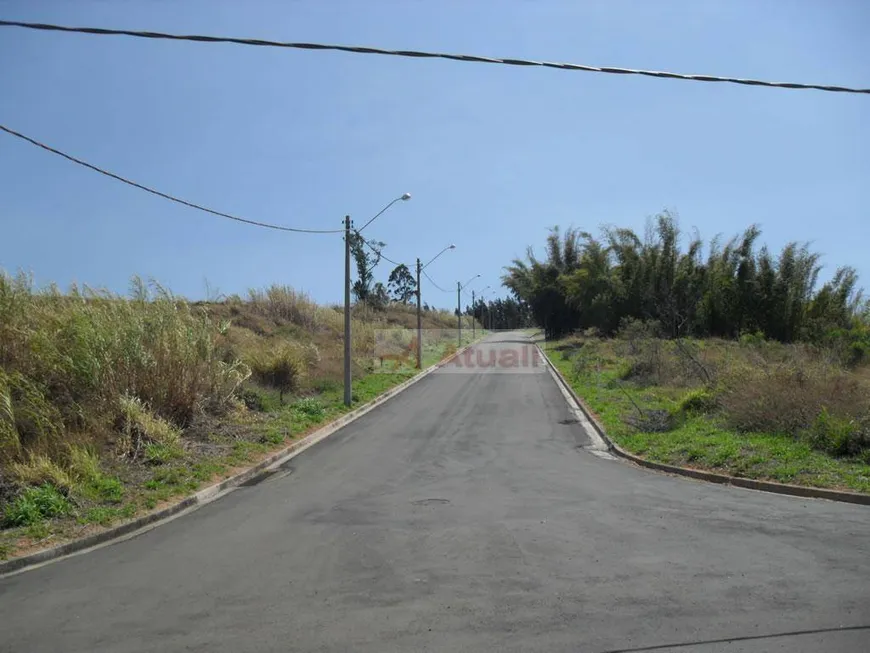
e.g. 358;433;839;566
544;328;870;494
0;273;479;559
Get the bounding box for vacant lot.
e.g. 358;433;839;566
545;330;870;494
0;274;476;560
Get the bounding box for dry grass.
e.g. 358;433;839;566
718;353;868;436
548;334;870;491
573;330;870;463
1;273;469;500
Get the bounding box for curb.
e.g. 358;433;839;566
0;339;482;576
538;343;870;507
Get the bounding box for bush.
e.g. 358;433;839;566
3;483;71;527
0;370;64;464
249;346;306;402
802;408;870;458
293;397;325;420
11;454;74;492
572;340;603;378
719;356;868;437
678;388;718;414
116;395;183;462
739;331;767;347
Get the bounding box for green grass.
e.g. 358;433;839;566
544;339;870;494
3;483;72;527
79;504;136;527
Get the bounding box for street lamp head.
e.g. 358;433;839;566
448;244;456;249
400;192;412;201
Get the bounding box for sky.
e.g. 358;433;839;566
1;0;868;310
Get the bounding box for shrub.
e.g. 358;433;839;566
3;483;71;527
116;395;183;462
293;397;325;420
247;286;322;330
719;356;868;437
572;340;603;378
678;388;718;414
739;331;767;347
143;442;183;465
249;346;306;402
11;454;73;492
802;408;870;458
88;475;124;503
0;370;64;464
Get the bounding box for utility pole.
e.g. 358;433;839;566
457;281;462;347
416;257;422;369
343;215;352;407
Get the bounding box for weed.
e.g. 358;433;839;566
24;520;50;540
117;395;183;461
802;408;870;458
144;442;183;465
261;428;286;446
678;388;718;414
3;483;71;527
11;454;73;492
311;378;340;394
81;504;135;526
68;446;101;485
719;357;867;436
293;398;325;420
544;336;870;494
89;475;125;503
248;346;305;402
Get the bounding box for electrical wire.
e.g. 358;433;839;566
356;232;406;267
0;123;344;233
422;269;452;293
1;20;868;95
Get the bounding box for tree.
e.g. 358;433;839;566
502;213;862;344
369;282;390;310
387;264;417;304
348;232;384;304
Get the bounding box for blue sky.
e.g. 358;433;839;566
1;0;868;309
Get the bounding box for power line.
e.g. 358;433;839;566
422;269;451;293
0;124;343;234
356;233;406;268
1;20;868;95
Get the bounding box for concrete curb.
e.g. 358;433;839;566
0;340;481;576
538;343;870;507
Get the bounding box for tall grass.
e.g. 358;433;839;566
0;273;249;467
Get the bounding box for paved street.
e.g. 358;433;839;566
1;333;868;652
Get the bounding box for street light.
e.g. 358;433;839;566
415;244;456;368
457;274;480;346
344;193;411;406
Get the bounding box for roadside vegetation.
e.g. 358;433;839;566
511;213;870;493
0;271;476;559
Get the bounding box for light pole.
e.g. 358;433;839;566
457;274;480;346
416;244;456;369
344;193;411;406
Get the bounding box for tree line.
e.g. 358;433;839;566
502;212;866;343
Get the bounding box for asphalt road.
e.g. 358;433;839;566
1;332;869;652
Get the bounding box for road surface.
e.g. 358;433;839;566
1;332;868;652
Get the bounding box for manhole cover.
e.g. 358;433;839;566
411;498;451;506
